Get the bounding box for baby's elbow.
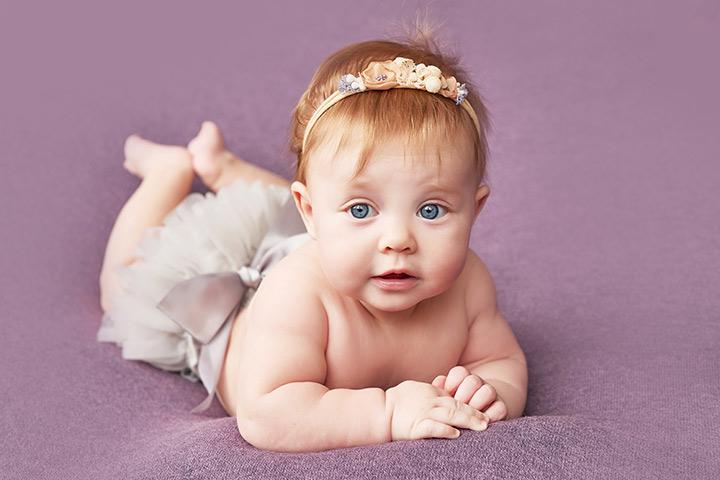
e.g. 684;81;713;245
237;417;308;453
235;390;274;449
237;416;276;451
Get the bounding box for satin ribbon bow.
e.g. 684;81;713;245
156;265;264;347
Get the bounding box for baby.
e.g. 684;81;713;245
98;37;527;453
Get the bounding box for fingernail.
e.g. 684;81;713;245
471;418;487;431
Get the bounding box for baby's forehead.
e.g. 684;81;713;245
341;162;454;187
309;139;473;187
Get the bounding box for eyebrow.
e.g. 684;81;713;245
423;186;462;200
346;177;373;188
344;178;461;198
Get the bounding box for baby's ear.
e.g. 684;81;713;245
290;181;317;239
474;184;490;219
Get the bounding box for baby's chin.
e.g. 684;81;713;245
360;280;449;313
365;295;420;313
328;273;453;313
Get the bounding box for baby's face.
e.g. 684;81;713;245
291;136;489;317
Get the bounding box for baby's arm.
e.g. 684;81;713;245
456;253;528;420
235;266;390;453
459;311;528;420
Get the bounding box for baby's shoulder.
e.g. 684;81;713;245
461;248;498;322
259;238;327;299
246;239;329;336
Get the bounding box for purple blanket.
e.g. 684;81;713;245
2;1;718;478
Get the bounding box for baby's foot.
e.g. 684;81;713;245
123;135;193;179
187;121;246;191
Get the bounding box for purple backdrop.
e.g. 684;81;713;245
1;0;718;478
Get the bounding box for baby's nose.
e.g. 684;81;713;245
378;227;416;253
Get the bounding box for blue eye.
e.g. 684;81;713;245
418;203;447;220
348;203;377;219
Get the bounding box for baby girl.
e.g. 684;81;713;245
98;36;528;453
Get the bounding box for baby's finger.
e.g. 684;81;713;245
454;374;485;404
431;375;447;390
444;366;471;395
417;418;462;439
483;399;508;423
437;396;491;423
468;382;497;411
431;401;488;432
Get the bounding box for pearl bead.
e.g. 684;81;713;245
425;76;441;93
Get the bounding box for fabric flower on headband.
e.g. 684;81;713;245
338;56;469;105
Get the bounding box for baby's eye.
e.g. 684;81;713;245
347;203;377;219
417;203;448;220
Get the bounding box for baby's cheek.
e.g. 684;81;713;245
319;241;367;293
426;246;467;287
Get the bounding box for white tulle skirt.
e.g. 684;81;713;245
97;178;294;379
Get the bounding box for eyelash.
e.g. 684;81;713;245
345;202;449;220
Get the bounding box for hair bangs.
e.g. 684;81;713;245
303;88;479;184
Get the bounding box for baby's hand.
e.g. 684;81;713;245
432;366;508;423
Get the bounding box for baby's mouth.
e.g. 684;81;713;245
371;271;419;291
372;272;418;280
376;272;414;279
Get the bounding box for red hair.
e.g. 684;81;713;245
288;17;492;187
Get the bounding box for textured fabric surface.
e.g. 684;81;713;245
1;1;718;478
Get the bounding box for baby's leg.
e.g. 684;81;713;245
188;121;290;192
99;135;194;313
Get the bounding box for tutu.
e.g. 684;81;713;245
97;178;311;413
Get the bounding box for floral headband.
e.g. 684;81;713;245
301;56;482;152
